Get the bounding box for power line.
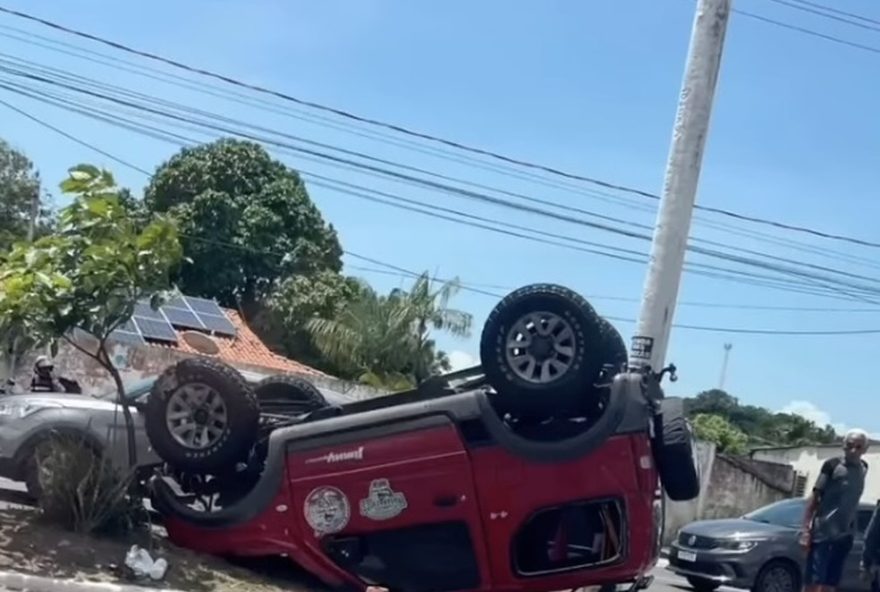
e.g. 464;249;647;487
1;5;879;251
763;0;880;34
776;0;880;28
734;6;880;56
4;65;880;303
3;80;878;305
343;254;880;335
4;94;871;334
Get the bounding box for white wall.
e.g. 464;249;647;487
752;446;880;503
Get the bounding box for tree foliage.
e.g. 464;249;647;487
143;139;342;314
685;389;838;450
256;270;364;371
691;413;749;455
0;164;182;466
0;139;51;251
306;273;472;389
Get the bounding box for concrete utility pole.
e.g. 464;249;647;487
629;0;732;372
719;342;732;389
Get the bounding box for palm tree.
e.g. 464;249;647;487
389;272;472;383
306;272;472;389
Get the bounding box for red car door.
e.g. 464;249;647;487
286;415;492;592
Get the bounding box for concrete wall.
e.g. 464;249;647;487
701;455;794;520
752;446;880;503
12;340;388;400
662;442;796;544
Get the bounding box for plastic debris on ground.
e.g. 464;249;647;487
124;545;169;581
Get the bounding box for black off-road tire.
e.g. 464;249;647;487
598;317;627;374
145;358;260;473
479;284;605;417
687;576;721;592
653;397;701;501
254;374;328;416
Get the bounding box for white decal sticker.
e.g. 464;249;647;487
359;479;408;521
305;446;364;464
303;486;350;535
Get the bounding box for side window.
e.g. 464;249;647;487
513;499;623;576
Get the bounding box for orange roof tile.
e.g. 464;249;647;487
147;308;327;377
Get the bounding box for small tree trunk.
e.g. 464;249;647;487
98;347;138;468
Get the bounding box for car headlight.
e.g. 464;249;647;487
0;401;62;419
716;539;759;551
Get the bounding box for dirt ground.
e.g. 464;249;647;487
0;506;329;591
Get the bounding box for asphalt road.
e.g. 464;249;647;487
650;560;738;592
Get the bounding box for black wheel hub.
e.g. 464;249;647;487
529;336;554;360
193;408;209;425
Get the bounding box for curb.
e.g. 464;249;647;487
0;570;183;592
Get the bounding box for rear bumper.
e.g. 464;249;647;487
666;544;758;589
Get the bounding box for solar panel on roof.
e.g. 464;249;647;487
132;317;178;343
184;296;224;316
165;296;188;309
118;319;139;333
134;301;166;320
198;312;236;336
108;329;145;346
162;306;205;330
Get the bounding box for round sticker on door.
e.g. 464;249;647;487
303;486;351;535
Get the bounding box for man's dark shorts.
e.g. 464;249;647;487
806;536;854;586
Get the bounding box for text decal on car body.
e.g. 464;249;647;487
359;479;408;521
305;445;364;464
303;486;351;536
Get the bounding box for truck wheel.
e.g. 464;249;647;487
653;397;701;501
479;284;605;417
145;358;259;473
598;317;627;374
254;374;328;415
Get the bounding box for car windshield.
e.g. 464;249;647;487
743;498;805;528
95;377;156;401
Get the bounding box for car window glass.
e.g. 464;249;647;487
743;499;805;528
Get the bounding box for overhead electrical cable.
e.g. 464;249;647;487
1;5;878;250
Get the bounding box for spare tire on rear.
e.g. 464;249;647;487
145;357;259;473
254;374;328;415
479;284;607;417
653;397;701;501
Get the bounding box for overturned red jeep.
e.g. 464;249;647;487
144;284;700;592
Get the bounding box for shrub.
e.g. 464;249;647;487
33;432;146;535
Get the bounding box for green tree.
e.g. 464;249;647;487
143;139;342;315
306;273;472;388
0;139;51;251
389;273;472;383
256;270;363;372
0;164;182;466
691;413;749;455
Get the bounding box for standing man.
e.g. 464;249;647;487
801;428;869;592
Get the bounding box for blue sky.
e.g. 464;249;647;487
1;0;878;433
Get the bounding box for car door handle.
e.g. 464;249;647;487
434;495;459;508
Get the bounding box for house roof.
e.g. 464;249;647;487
147;308;327;378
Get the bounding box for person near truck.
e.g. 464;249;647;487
800;428;869;592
